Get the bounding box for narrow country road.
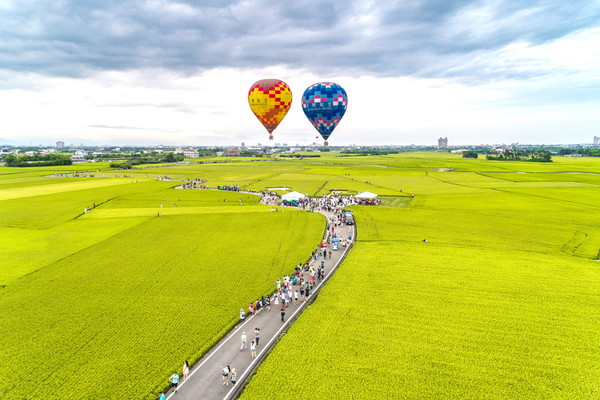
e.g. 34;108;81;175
164;204;355;400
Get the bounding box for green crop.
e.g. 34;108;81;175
2;152;600;400
239;154;600;400
0;173;324;400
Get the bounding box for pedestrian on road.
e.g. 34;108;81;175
241;331;247;350
294;290;299;305
158;392;166;400
248;302;254;315
231;368;237;386
255;299;261;315
240;308;245;320
250;340;257;358
281;305;286;322
183;360;190;380
255;327;260;346
276;279;281;290
170;372;180;392
300;287;305;302
222;366;229;385
265;295;271;311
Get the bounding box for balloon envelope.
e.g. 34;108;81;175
248;79;292;139
302;82;347;144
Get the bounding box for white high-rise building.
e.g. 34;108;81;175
438;137;448;149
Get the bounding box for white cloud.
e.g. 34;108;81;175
1;2;599;146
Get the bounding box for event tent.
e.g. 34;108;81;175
281;191;306;201
354;191;378;199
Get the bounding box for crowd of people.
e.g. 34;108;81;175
262;192;381;211
156;194;356;399
179;178;207;189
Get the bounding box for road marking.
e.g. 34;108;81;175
165;314;256;399
222;227;353;400
162;202;355;400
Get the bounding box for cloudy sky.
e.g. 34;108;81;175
1;0;599;146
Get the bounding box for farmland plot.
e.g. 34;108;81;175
0;176;324;400
240;158;600;400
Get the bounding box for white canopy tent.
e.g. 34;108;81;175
281;191;306;201
354;191;378;199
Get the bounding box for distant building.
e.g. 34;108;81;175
71;149;88;162
175;148;199;158
438;137;448;149
289;147;302;153
594;136;600;145
56;141;65;148
241;142;246;148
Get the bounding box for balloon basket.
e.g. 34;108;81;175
324;141;329;146
269;135;273;140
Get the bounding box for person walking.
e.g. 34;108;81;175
240;308;245;320
158;392;166;400
255;299;261;315
241;331;247;350
169;372;180;392
265;295;271;311
182;360;190;380
254;327;260;346
250;340;257;358
294;290;299;305
230;368;237;386
280;305;286;322
222;366;229;385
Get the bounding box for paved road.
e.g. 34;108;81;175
164;206;355;400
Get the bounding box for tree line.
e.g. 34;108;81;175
559;148;600;157
3;154;72;167
485;149;552;162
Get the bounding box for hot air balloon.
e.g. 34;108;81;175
248;79;292;140
302;82;347;146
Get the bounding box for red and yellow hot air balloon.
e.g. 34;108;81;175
248;79;292;140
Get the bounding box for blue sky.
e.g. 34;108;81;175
1;0;599;146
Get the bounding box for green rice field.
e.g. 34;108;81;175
1;152;599;399
0;171;324;399
235;154;600;400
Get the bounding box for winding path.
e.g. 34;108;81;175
164;203;356;400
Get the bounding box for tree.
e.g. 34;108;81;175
462;150;478;159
